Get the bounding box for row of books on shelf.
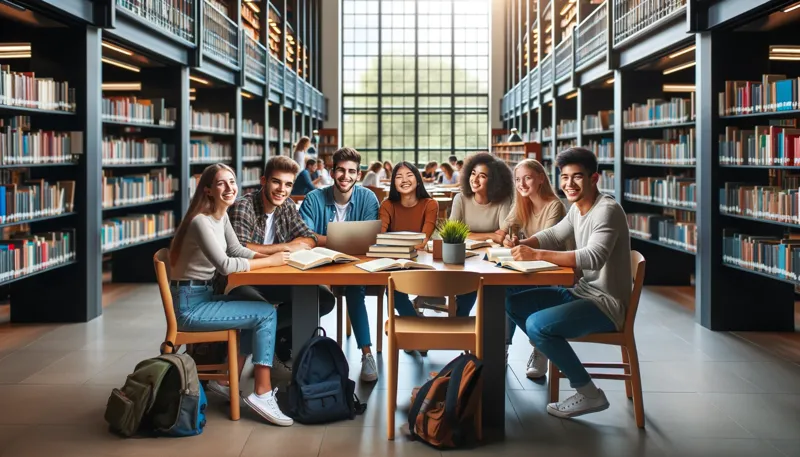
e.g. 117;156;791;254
190;108;234;134
243;143;263;160
0;229;75;282
622;96;695;128
241;167;261;186
624;175;697;208
103;137;174;165
1;122;82;165
720;75;800;116
623;129;695;165
101;211;175;252
628;213;697;252
719;122;800;166
190;139;232;162
102;168;177;208
587;139;614;163
723;230;800;281
599;170;614;193
556;119;577;137
102;97;176;126
242;120;264;138
0;176;74;223
269;127;280;141
541;126;553;141
583;110;613;133
0;66;76;112
719;181;800;225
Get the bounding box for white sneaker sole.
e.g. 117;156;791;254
243;396;294;427
526;369;547;380
546;400;610;419
360;371;378;382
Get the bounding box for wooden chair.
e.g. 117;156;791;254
386;271;484;440
548;251;646;428
153;248;241;421
365;185;387;202
334;286;386;352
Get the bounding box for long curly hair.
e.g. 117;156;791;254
459;152;514;203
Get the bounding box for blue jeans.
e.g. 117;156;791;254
171;284;278;366
344;286;371;348
505;287;616;388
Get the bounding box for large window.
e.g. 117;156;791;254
342;0;490;165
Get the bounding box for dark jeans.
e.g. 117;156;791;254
228;284;336;361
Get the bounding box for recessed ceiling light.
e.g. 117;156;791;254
668;45;695;59
102;42;133;56
101;57;140;73
784;2;800;12
190;75;210;85
663;61;695;75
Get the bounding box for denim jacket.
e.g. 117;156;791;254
299;185;379;235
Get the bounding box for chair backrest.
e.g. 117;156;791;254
154;248;178;346
365;185;387;202
623;250;646;335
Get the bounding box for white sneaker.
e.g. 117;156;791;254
526;347;548;379
546;389;610;419
243;388;294;426
360;353;378;382
205;380;231;400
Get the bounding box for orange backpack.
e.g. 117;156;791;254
408;353;483;448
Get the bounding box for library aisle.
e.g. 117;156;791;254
0;285;798;457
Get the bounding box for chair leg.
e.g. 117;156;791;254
336;294;343;347
548;360;560;403
346;308;352;337
227;330;241;421
387;341;399;440
627;341;645;428
376;293;384;353
621;346;632;399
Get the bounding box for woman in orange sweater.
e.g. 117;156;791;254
379;162;439;318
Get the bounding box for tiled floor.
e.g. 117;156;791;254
0;286;799;457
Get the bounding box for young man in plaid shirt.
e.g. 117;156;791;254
223;155;336;367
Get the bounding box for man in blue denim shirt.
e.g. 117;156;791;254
299;147;380;383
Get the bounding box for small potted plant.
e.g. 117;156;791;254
435;219;470;265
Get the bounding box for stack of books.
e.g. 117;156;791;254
367;231;426;259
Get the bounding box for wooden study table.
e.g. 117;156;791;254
227;251;574;436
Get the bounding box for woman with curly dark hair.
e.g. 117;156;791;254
450;152;514;244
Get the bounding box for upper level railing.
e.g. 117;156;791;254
269;54;284;93
529;65;539;100
244;35;267;84
540;53;553;89
554;34;573;83
575;1;607;69
612;0;686;47
116;0;195;42
521;74;529;105
285;69;297;99
203;0;239;68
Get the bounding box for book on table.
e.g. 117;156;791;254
485;247;514;263
375;231;426;247
495;260;560;273
355;258;436;273
367;243;418;259
465;239;494;250
287;247;359;271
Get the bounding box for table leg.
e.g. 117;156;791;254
291;285;320;358
481;285;506;436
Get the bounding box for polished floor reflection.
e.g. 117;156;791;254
0;286;798;457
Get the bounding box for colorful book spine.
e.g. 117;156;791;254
624;128;696;165
623;96;695;127
0;230;75;282
101;211;175;251
102;137;174;165
102;168;177;208
624;175;697;208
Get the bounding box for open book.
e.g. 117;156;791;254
485;248;513;263
288;247;359;271
465;239;494;250
496;260;560;273
355;258;435;273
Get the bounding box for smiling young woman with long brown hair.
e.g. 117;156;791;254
169;163;294;427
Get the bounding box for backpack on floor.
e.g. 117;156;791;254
287;327;366;424
408;353;483;449
104;352;207;437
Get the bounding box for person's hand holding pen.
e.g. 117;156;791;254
503;224;520;248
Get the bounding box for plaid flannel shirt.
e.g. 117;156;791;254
213;188;316;292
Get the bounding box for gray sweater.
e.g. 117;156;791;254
171;213;257;281
534;194;631;330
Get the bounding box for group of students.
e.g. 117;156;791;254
291;137;333;196
166;144;631;427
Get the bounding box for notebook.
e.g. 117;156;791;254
496;260;560;273
287;247;359;271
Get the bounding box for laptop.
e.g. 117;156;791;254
326;220;382;255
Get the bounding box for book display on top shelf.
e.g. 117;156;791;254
0;65;76;113
242;0;261;41
624;128;696;165
623;96;695;128
719;73;800;117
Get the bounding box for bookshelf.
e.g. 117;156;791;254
0;0;325;324
317;128;338;166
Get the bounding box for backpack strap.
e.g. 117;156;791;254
158;353;200;396
443;354;483;445
406;354;466;439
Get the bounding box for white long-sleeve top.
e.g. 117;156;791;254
170;213;257;280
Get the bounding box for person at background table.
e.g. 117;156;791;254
317;158;333;186
505;147;631;420
448;155;458;169
299;147;381;383
224;156;337;368
292;136;312;169
438;162;460;186
449;152;514;317
497;159;572;379
456;159;464;172
421;161;438;183
292;159;322;196
361;161;383;188
380;160;394;181
379;162;439;327
169;163;294;427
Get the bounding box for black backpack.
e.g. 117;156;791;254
287;327;366;424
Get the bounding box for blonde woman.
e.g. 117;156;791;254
501;159;571;380
169;163;293;427
361;161;383;187
292;136;311;168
